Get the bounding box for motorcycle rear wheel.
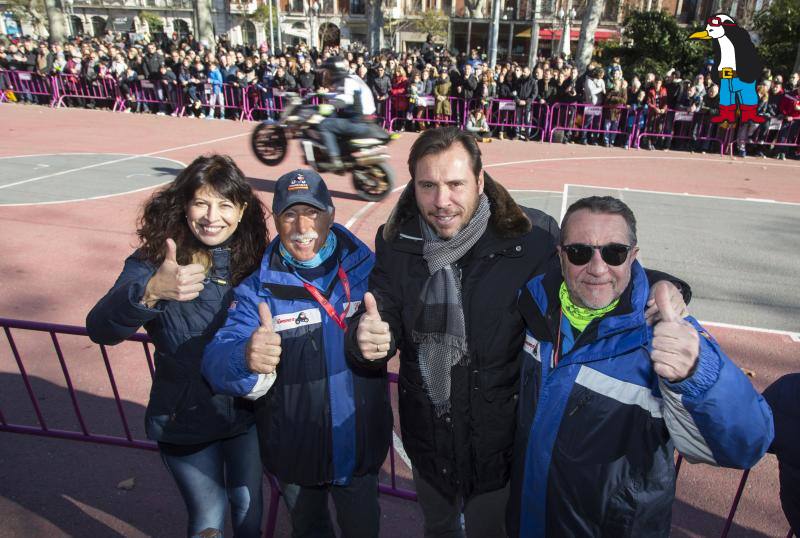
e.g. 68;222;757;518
251;123;288;166
352;162;395;202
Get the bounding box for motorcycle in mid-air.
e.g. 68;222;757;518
251;93;396;202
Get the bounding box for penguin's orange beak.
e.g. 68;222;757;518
690;30;711;40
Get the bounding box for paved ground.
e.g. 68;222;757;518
1;102;799;537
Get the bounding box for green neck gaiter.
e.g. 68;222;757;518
559;281;619;332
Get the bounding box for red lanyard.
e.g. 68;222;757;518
302;265;351;331
552;309;563;369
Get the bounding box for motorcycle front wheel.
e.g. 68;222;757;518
251;122;288;166
352;162;395;202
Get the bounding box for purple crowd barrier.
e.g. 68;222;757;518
0;317;414;538
0;69;56;106
548;102;636;147
728;115;800;156
635;108;729;154
485;99;550;142
52;73;122;110
118;79;184;115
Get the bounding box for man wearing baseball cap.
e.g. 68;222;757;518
203;169;391;537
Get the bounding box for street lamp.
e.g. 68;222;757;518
554;6;575;60
309;0;320;49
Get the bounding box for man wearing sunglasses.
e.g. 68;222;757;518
345;127;691;538
508;196;774;538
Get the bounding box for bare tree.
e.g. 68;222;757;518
367;0;384;53
195;0;216;53
794;41;800;74
574;0;605;73
43;0;67;42
464;0;486;17
6;0;49;37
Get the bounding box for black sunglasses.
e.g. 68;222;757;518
561;243;633;266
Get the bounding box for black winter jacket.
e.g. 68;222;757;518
86;247;254;445
346;174;560;499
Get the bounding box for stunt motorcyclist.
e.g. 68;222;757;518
315;56;384;171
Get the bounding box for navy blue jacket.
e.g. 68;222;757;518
509;261;774;538
86;247;255;445
202;225;392;486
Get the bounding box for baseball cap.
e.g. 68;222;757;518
272;169;333;215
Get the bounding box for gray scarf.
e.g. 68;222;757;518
413;194;491;416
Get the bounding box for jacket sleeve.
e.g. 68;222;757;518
658;319;774;469
85;254;165;345
201;272;268;399
346;226;402;366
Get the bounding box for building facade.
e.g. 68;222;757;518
0;0;772;58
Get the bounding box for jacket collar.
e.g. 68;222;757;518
258;224;372;294
382;171;531;247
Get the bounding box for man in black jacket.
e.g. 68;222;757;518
513;66;537;140
346;127;689;537
296;61;317;91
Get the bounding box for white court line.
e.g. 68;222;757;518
344;184;406;229
483;154;800;170
393;431;412;470
0;154;186;207
566;183;800;206
559;183;569;222
699;320;800;341
0;133;247;191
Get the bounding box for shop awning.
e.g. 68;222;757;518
515;27;619;41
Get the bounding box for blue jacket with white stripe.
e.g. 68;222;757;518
508;260;774;538
202;224;392;486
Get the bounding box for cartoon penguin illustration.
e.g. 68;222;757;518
690;14;765;124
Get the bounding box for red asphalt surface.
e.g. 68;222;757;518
1;103;799;537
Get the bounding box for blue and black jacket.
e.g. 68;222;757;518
202;224;392;486
508;260;774;538
86;246;255;445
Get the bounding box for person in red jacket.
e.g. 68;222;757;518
776;87;800;159
390;66;410;131
645;77;669;150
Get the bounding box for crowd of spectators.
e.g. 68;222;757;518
1;30;798;159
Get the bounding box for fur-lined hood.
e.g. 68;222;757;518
382;172;531;241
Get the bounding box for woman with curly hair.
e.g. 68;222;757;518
87;154;268;537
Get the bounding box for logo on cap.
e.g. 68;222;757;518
288;173;309;191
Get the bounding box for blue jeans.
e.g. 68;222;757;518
280;472;380;538
160;424;263;538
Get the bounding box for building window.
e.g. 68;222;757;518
351;0;365;14
242;20;257;44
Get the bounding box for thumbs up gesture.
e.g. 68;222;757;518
650;283;700;383
245;303;282;374
141;239;206;306
357;292;392;361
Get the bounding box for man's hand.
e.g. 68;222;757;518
142;238;205;305
650;285;700;383
645;280;687;325
357;292;392;361
245;303;282;374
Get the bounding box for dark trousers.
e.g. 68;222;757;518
317;116;377;159
280;472;380;538
413;468;510;538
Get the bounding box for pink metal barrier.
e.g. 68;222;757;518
52;73;121;110
548;102;636;147
118;79;184;115
0;317;414;538
485;99;550;142
635;109;729;154
388;95;464;131
728;116;800;157
0;69;55;106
